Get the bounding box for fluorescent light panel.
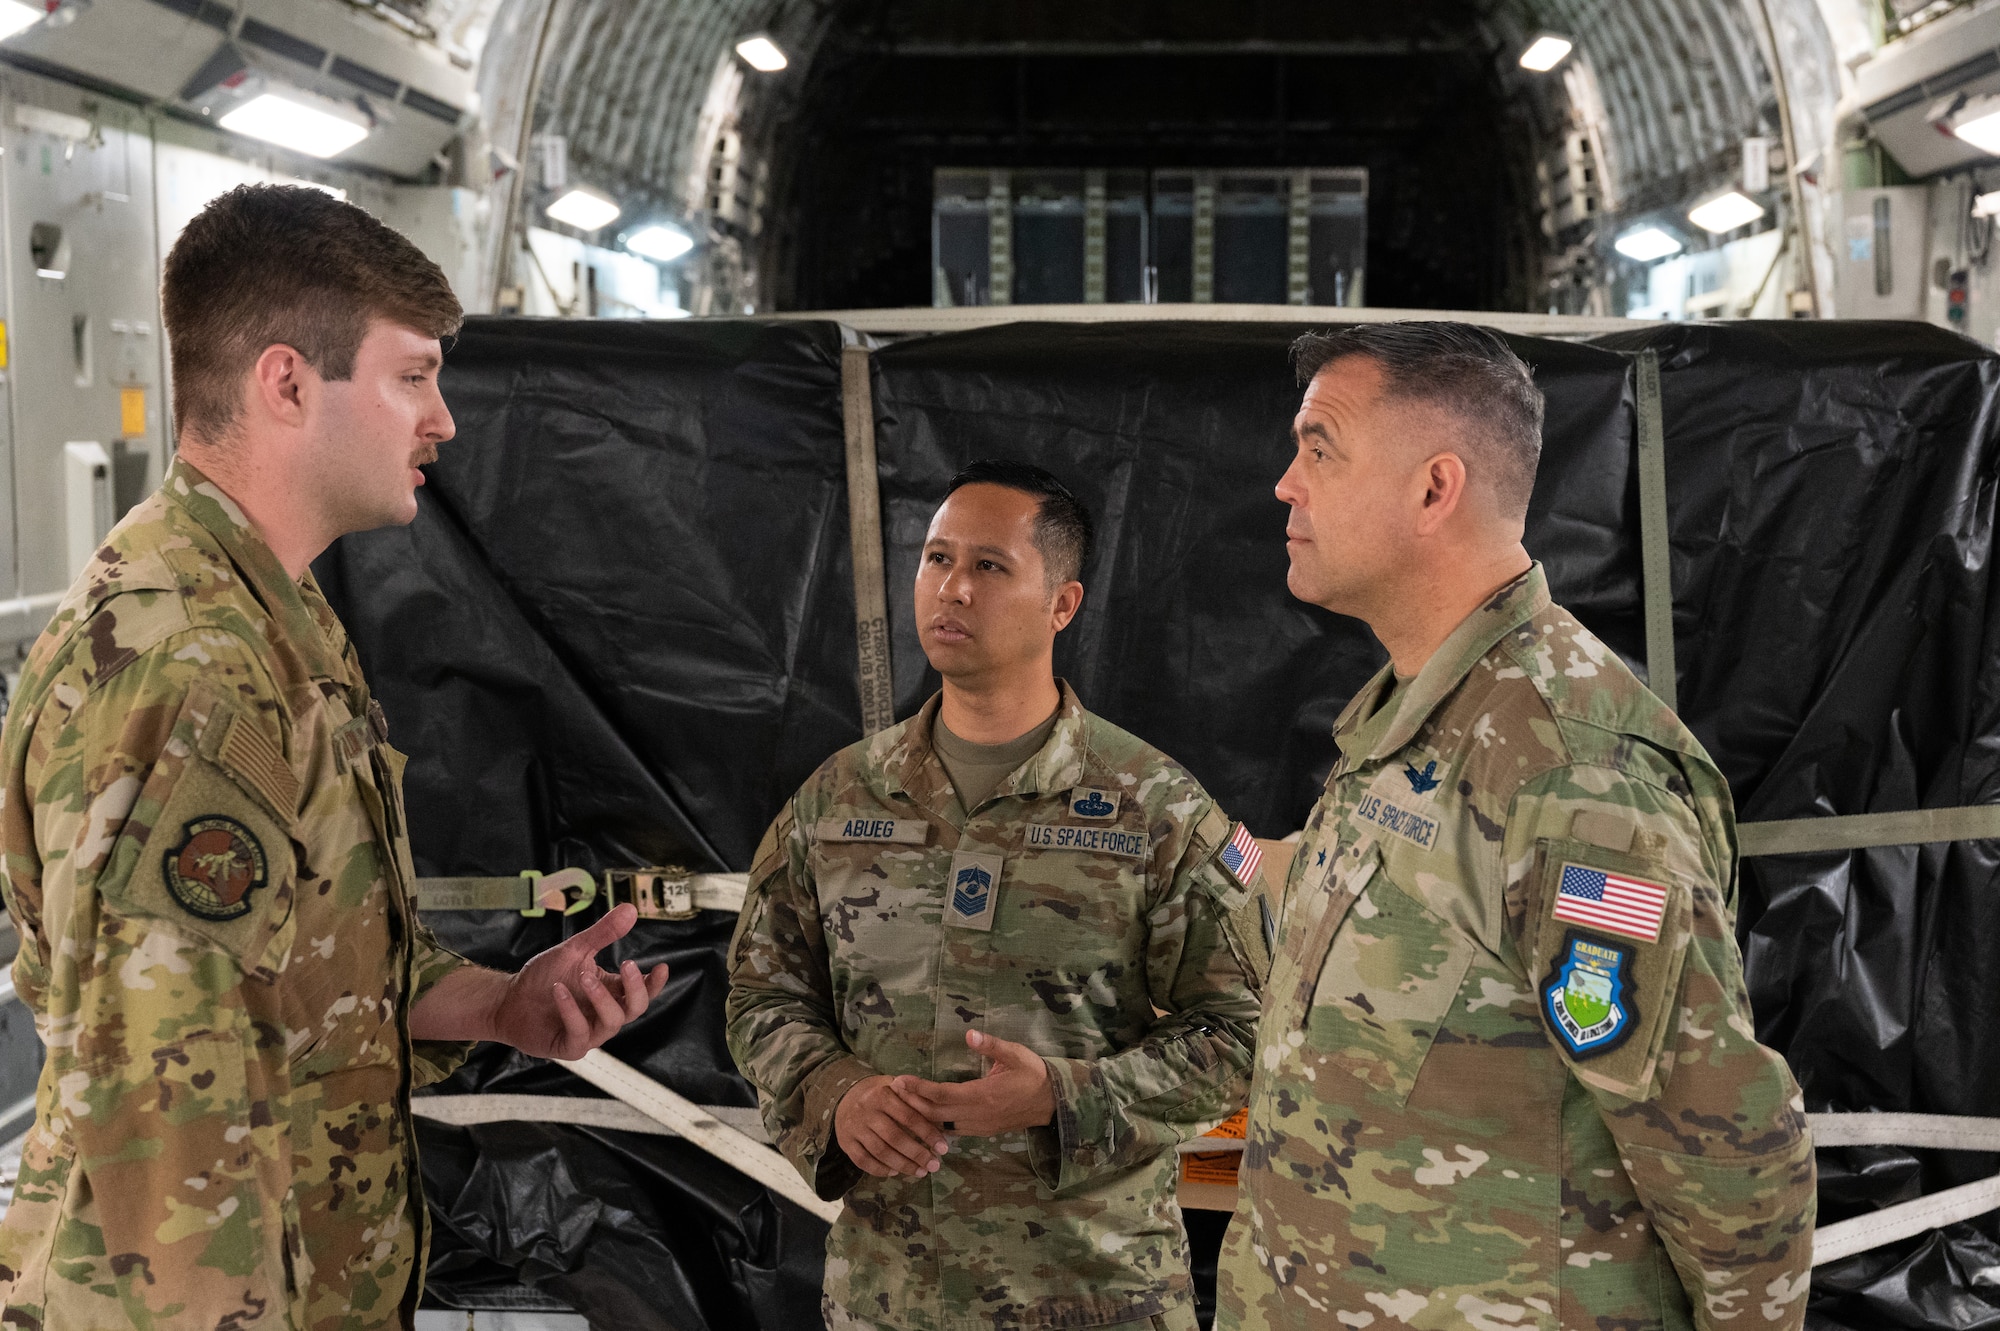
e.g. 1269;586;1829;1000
1953;109;2000;156
1688;190;1765;234
626;224;694;262
219;94;368;159
546;188;620;231
1519;35;1573;72
0;0;41;39
736;34;787;71
1614;226;1683;261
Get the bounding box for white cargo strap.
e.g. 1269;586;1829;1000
1807;1112;2000;1266
1634;348;1676;712
842;344;895;736
557;1049;842;1223
412;1091;767;1141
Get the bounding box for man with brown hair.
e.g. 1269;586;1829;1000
0;184;668;1330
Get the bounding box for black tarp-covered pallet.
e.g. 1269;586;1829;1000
316;316;2000;1331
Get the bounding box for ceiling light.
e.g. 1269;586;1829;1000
1614;226;1684;261
281;177;347;201
735;34;787;72
1687;190;1765;234
545;187;620;231
626;223;694;263
0;0;41;38
1974;190;2000;219
218;93;368;159
1952;107;2000;156
0;0;43;39
1519;35;1573;72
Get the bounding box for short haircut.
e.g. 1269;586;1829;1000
162;184;463;441
944;459;1095;588
1290;321;1544;519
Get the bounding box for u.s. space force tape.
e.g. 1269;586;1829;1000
413;872;748;916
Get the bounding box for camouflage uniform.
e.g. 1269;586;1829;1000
0;458;473;1330
1217;565;1815;1331
727;684;1268;1331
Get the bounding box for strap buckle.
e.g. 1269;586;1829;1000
518;867;597;918
605;867;699;920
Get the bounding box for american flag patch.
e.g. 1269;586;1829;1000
1219;824;1263;886
1553;863;1669;942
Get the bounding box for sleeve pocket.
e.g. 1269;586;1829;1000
95;686;297;979
1304;864;1474;1108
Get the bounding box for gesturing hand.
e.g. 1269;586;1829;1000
490;902;670;1061
892;1030;1055;1137
836;1075;949;1179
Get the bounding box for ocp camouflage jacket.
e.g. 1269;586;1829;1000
727;685;1268;1331
1217;564;1815;1331
0;458;472;1330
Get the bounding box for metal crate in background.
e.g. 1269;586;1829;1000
934;166;1366;309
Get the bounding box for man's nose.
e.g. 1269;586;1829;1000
1274;456;1306;506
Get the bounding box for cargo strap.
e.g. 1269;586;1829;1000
1628;347;2000;859
559;1048;842;1222
411;1091;767;1141
842;345;895;736
413;868;597;916
413;870;746;917
1634;348;1676;711
1807;1112;2000;1266
1738;805;2000;857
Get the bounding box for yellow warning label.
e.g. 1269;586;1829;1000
0;320;10;369
120;385;145;437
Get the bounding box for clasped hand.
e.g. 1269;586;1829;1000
834;1030;1056;1179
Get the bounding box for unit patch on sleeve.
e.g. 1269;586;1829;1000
944;850;1005;931
1024;823;1148;858
1552;861;1668;942
814;818;930;845
1067;787;1121;821
162;816;269;921
1542;930;1637;1058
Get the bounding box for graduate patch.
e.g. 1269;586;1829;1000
163;816;268;921
1542;931;1637;1059
945;850;1005;931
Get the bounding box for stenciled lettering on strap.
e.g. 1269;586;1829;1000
843;343;895;736
1634;348;1676;712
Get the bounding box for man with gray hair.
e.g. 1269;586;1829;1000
1216;322;1815;1331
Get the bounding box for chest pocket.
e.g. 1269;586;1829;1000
1304;863;1475;1107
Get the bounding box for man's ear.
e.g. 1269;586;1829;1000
1415;452;1468;537
250;343;313;430
1050;580;1084;632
